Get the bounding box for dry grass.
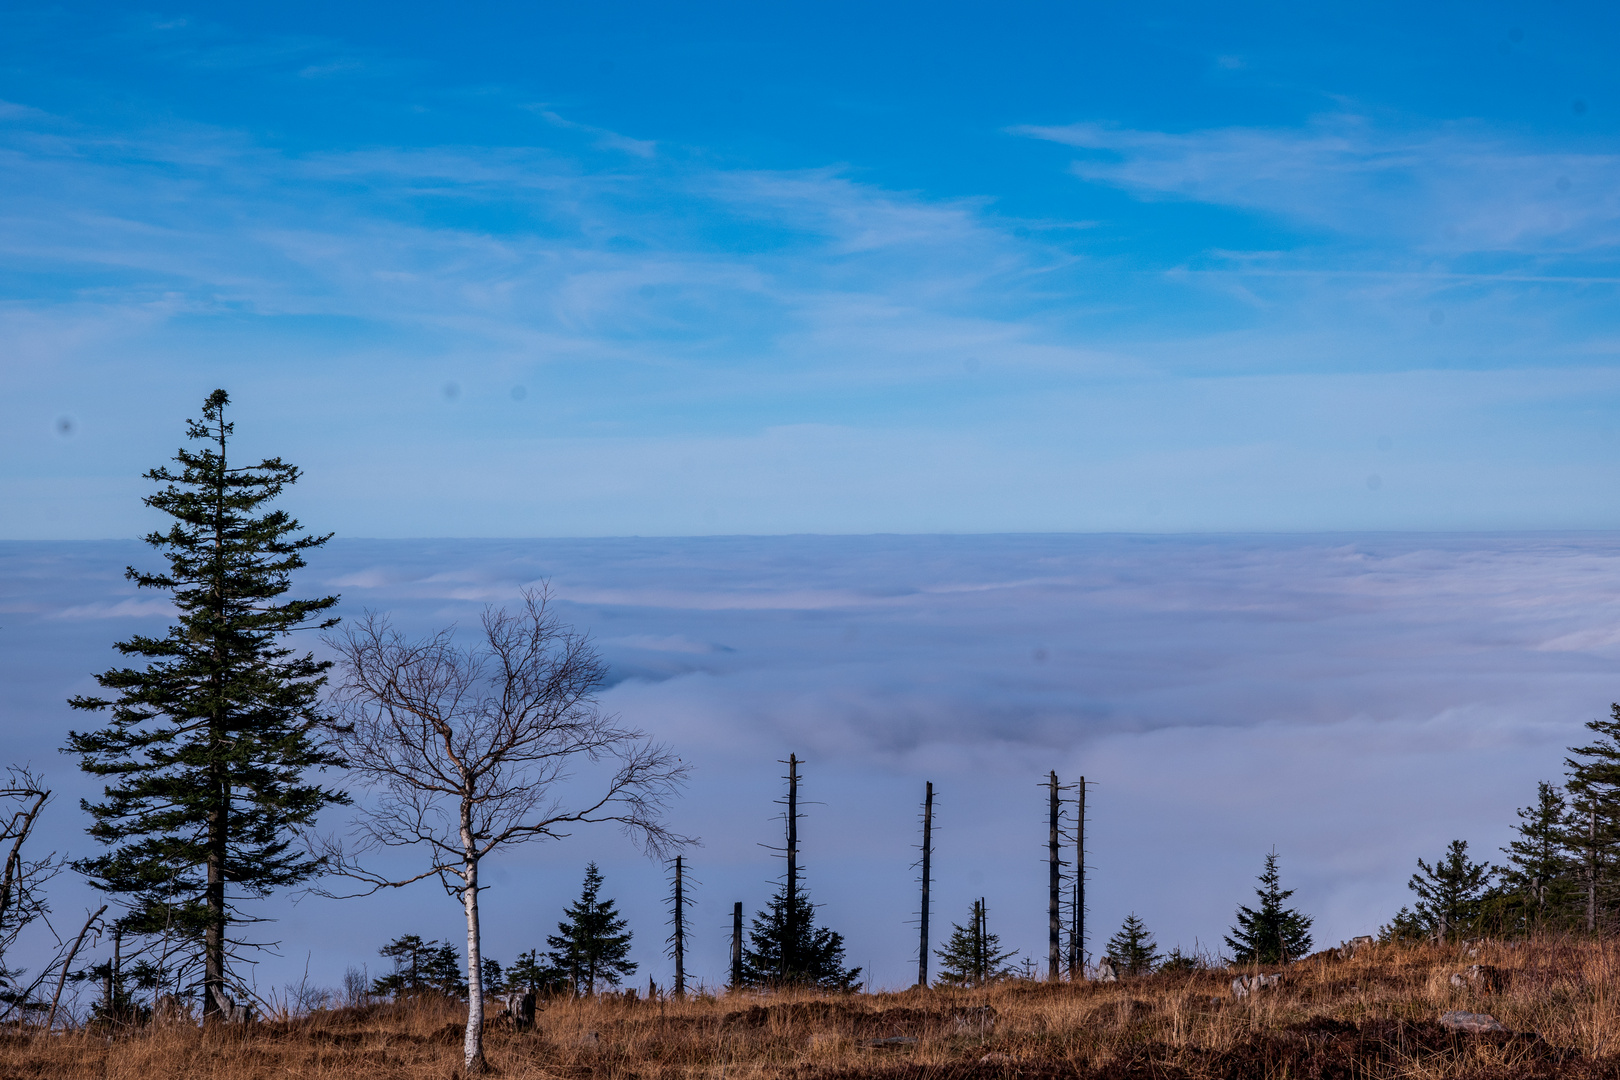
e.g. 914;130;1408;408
9;938;1620;1078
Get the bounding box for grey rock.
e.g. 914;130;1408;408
1231;973;1282;999
1439;1010;1506;1034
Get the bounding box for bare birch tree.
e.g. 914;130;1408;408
319;589;689;1074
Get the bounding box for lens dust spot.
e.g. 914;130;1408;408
1366;474;1383;491
442;382;460;401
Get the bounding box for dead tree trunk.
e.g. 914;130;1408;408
1048;770;1060;982
975;898;987;985
918;781;933;988
46;905;105;1032
670;856;686;997
1071;776;1086;978
730;901;743;990
781;753;800;982
1589;807;1599;934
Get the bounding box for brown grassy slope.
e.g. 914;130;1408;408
8;938;1620;1079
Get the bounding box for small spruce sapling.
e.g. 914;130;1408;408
1408;840;1492;942
1105;913;1160;976
546;863;636;995
933;900;1015;986
741;884;862;990
1224;850;1313;965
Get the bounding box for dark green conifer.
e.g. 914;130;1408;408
505;949;569;996
1408;840;1493;942
1564;708;1620;931
1496;781;1577;930
64;390;346;1018
741;884;862;990
1105;913;1160;975
933;899;1015;986
371;934;466;997
546;863;636;995
1224;850;1313;964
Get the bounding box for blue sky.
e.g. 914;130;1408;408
5;1;1620;536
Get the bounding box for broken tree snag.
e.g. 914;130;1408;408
918;781;933;989
1048;770;1060;981
784;754;799;982
730;901;743;990
45;904;106;1032
1071;775;1086;979
666;855;689;998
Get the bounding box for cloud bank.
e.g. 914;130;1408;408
3;533;1614;991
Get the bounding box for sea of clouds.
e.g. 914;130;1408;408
4;532;1618;995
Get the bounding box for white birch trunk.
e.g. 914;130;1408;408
462;820;485;1073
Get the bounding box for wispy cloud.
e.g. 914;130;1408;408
1016;114;1620;256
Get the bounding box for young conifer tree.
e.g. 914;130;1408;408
505;948;568;996
741;884;863;990
1407;840;1493;942
546;863;636;995
1498;781;1576;930
1105;913;1160;975
64;390;346;1019
1224;850;1313;964
933;899;1015;986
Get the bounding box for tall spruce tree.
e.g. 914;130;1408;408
741;884;862;990
546;863;636;995
1565;707;1620;932
1497;781;1577;930
1105;913;1160;975
1224;850;1313;965
64;390;345;1018
1408;840;1492;942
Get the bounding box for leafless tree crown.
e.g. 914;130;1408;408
321;588;689;895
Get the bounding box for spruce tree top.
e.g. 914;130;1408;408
65;390;347;945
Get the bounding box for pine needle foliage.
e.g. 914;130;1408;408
546;863;636;995
1224;850;1314;964
63;390;346;1015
